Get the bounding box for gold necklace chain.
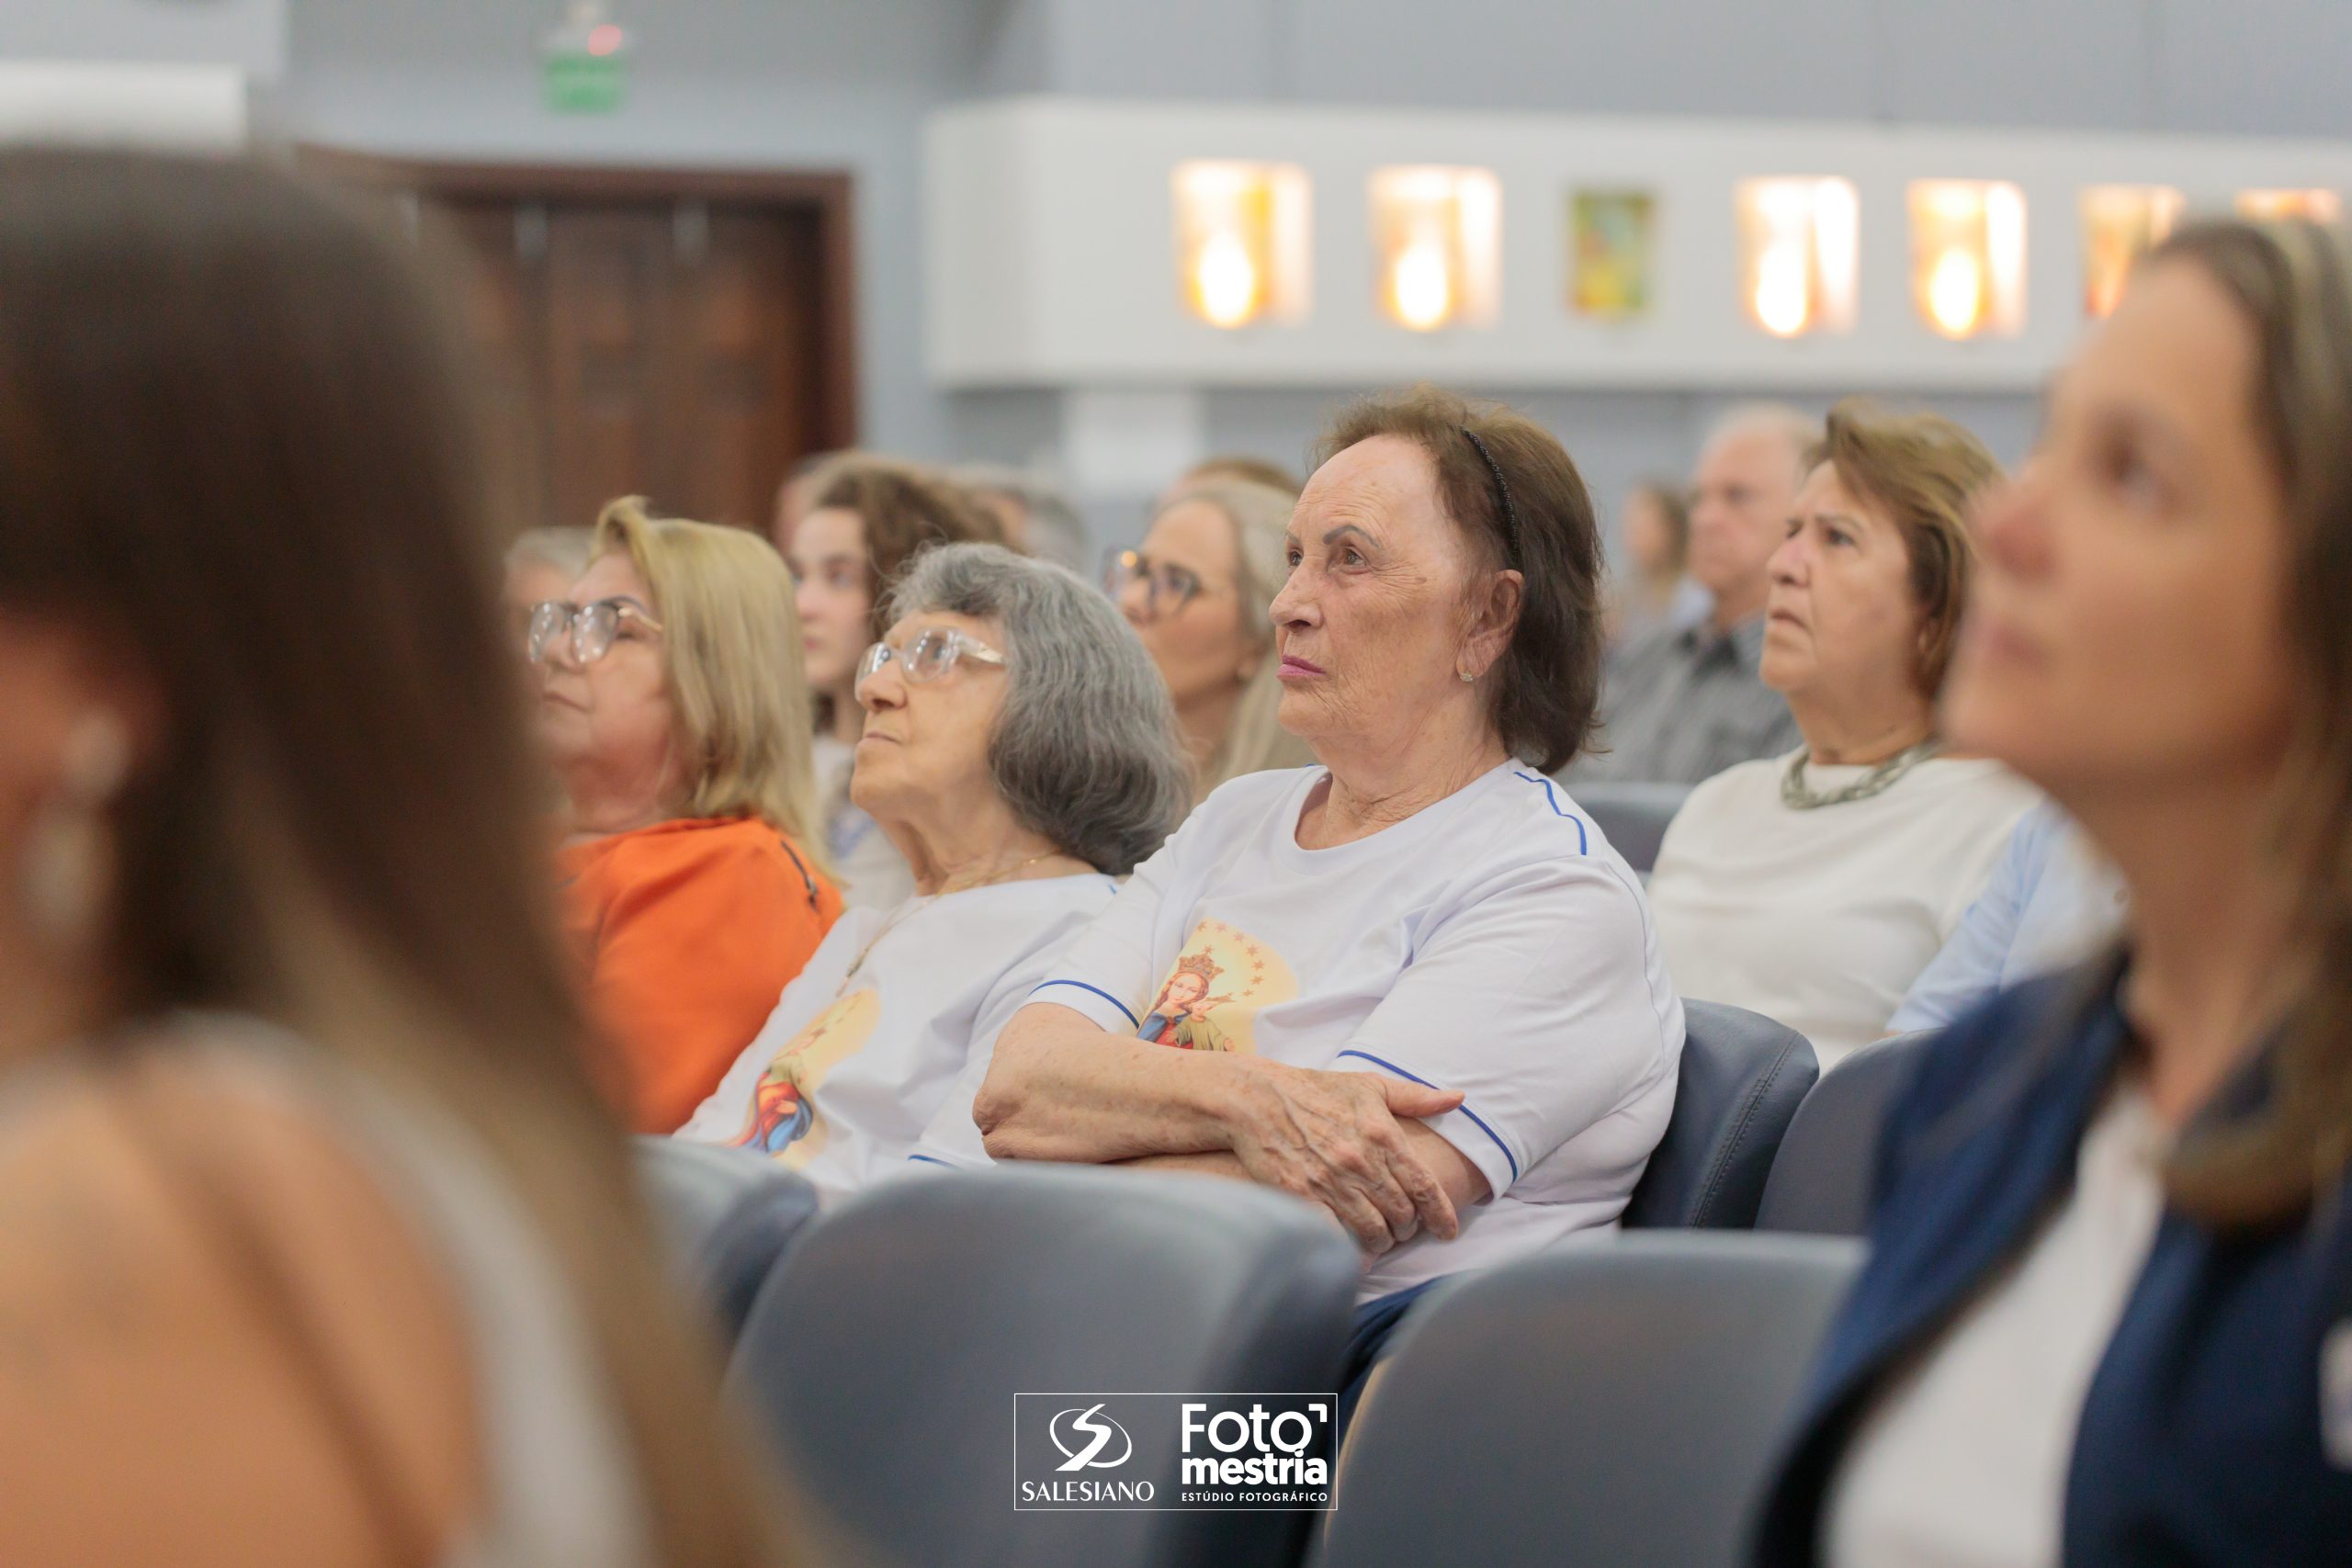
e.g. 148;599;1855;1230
833;850;1073;997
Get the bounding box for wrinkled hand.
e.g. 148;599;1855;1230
1223;1062;1464;1255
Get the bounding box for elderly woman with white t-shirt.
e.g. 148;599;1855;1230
938;388;1682;1343
674;544;1192;1195
1645;400;2040;1067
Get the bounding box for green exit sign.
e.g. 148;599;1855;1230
545;49;626;113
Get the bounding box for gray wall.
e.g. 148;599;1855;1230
265;0;2352;541
0;0;284;73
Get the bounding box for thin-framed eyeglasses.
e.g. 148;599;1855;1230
527;598;665;666
854;626;1008;698
1102;548;1208;618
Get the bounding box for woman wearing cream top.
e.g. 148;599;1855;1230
1646;400;2037;1066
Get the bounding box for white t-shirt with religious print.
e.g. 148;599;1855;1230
674;874;1117;1201
916;761;1685;1299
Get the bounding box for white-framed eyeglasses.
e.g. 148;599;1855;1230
527;598;664;665
854;627;1007;698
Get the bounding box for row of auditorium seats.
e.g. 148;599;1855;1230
633;1009;1934;1568
639;1006;1928;1568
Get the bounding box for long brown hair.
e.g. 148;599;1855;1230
0;151;785;1560
2148;218;2352;1225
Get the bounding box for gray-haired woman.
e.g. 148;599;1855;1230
673;542;1193;1196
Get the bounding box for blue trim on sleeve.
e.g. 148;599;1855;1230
1028;978;1142;1031
1334;1048;1521;1184
907;1154;955;1168
1511;771;1589;853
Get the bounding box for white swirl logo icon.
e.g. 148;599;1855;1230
1049;1403;1135;1472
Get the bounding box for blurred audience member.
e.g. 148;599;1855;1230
953;388;1679;1366
679;545;1191;1194
1758;218;2352;1568
770;446;863;551
953;461;1091;571
1646;401;2034;1066
1605;479;1710;652
1161;452;1305;506
0;150;784;1562
1569;404;1814;784
503;525;593;649
788;458;1003;908
538;498;842;1132
1111;479;1317;802
1884;800;2130;1033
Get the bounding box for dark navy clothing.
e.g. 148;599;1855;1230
1753;964;2352;1567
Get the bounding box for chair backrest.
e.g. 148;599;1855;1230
1621;1000;1818;1229
1755;1029;1934;1237
1319;1231;1864;1568
1562;779;1693;875
634;1137;819;1341
731;1164;1360;1568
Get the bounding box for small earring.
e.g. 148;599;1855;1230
1458;669;1476;683
17;710;131;957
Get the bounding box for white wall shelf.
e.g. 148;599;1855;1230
926;96;2352;392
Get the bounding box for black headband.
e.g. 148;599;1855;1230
1460;427;1523;567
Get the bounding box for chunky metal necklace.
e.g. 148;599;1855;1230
1780;739;1939;811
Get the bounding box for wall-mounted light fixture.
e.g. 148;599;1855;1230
1171;161;1310;330
1908;180;2027;339
1736;177;1859;338
1369;165;1501;332
2079;186;2183;319
2236;187;2343;222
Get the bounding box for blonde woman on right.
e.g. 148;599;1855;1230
1108;479;1317;803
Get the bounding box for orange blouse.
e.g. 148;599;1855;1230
557;816;842;1133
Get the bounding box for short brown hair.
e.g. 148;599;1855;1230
1804;399;2003;698
809;457;1006;642
1312;385;1605;773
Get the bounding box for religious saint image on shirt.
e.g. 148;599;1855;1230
731;988;882;1167
1136;919;1296;1054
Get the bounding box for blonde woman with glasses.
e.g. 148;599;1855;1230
1108;479;1317;803
534;498;842;1132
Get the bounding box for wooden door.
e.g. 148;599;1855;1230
542;205;673;528
300;153;858;536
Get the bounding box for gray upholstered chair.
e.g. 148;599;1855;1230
730;1164;1360;1568
633;1136;819;1342
1754;1029;1935;1236
1561;779;1693;874
1621;1000;1819;1230
1319;1231;1864;1568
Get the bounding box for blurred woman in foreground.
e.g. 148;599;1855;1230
0;150;785;1562
1757;220;2352;1565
